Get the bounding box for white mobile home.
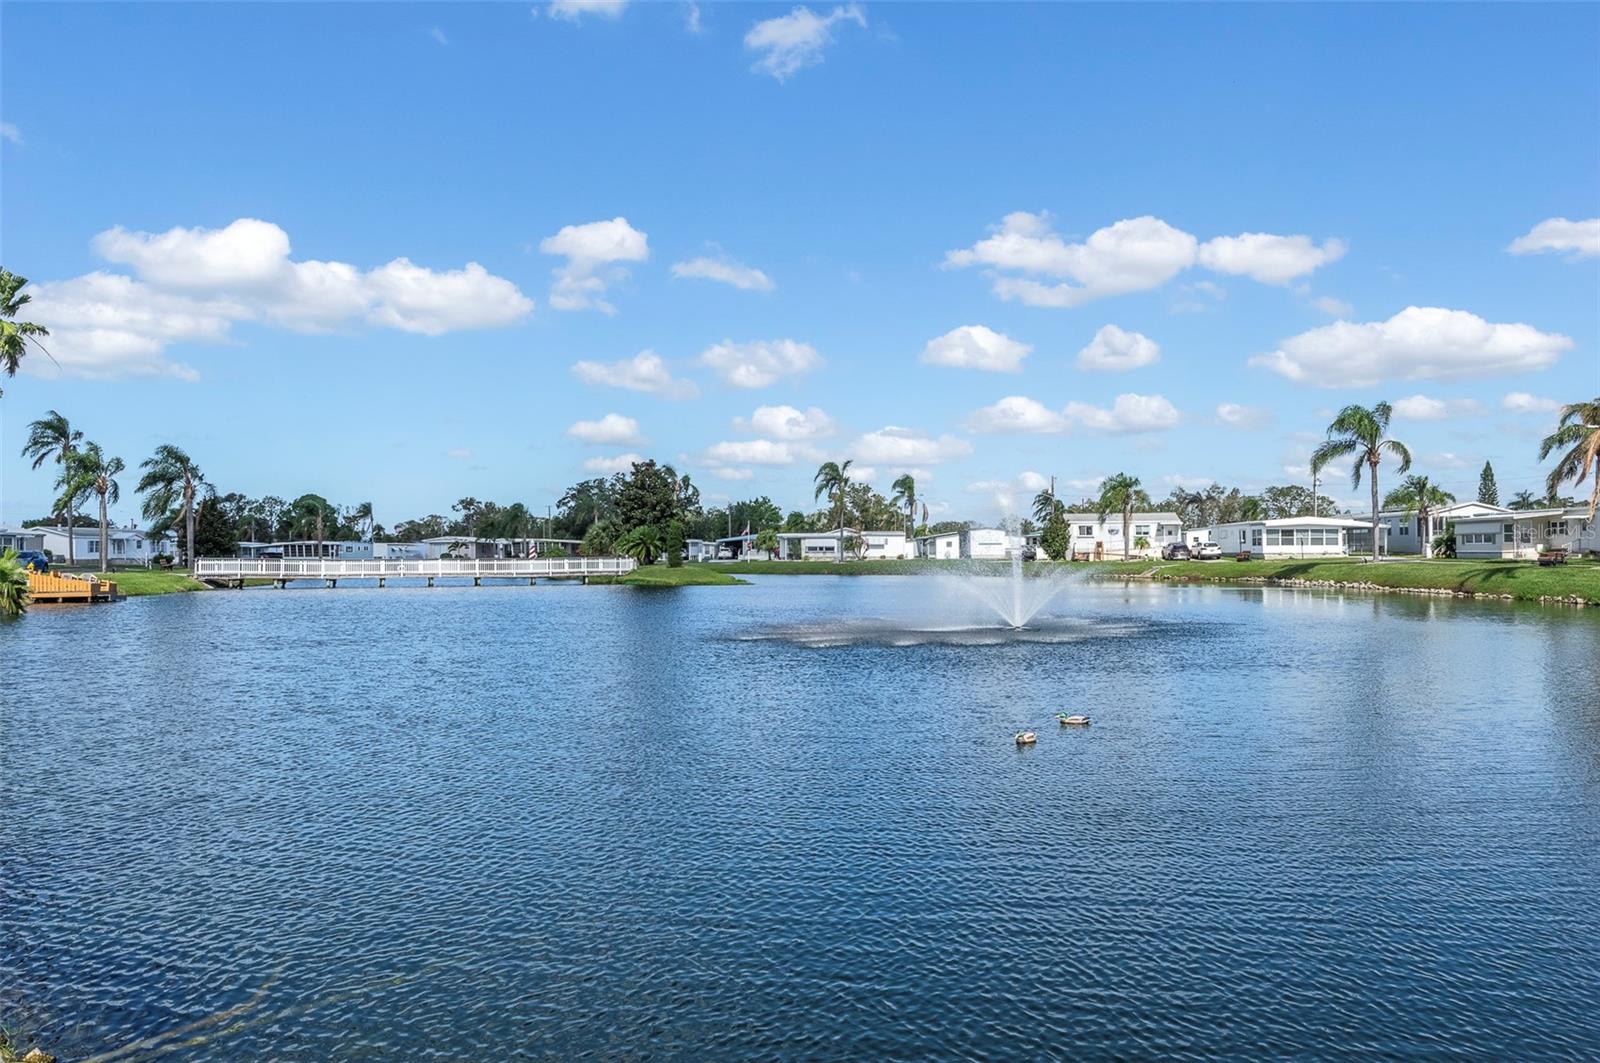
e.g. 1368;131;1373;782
1196;516;1378;558
0;526;45;554
1360;501;1510;556
960;527;1017;560
1450;506;1597;560
1063;512;1183;560
776;529;910;561
33;525;179;566
916;530;962;560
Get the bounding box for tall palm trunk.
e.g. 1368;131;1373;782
1122;500;1133;560
1420;503;1431;559
185;480;197;567
1369;457;1380;561
99;490;110;573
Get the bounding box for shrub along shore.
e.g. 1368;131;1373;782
1099;557;1599;606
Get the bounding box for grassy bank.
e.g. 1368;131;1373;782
724;558;941;576
603;565;748;586
1099;557;1600;605
100;570;210;596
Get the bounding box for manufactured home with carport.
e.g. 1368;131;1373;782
1194;516;1380;558
1450;506;1597;560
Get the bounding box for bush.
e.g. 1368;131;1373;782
1040;514;1070;560
665;521;685;568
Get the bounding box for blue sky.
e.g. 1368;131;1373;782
2;1;1597;528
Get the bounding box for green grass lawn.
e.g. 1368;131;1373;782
614;564;747;586
1098;557;1600;604
99;570;210;596
723;558;954;576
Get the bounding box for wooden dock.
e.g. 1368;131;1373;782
193;556;637;588
27;571;120;604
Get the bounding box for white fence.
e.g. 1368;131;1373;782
194;556;637;581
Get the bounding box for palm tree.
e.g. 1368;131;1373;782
1508;489;1540;511
0;269;52;393
286;494;338;557
1095;472;1151;560
1383;474;1456;559
0;549;30;617
22;411;83;565
1311;402;1411;561
1538;398;1600;519
616;524;663;566
813;459;853;561
56;443;125;574
1032;487;1064;526
347;501;375;540
137;444;208;566
890;474;917;538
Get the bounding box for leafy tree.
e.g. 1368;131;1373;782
782;510;810;532
617;460;683;533
665;521;685;567
1383;475;1456;558
927;520;972;535
754;527;780;559
1095;472;1152;560
286;493;339;554
347;501;375;539
0;269;51;394
891;474;917;537
137;444;209;566
1310;402;1411;561
1477;461;1499;506
556;478;620;539
394;513;449;540
841;532;865;560
22;410;83;565
55;442;124;573
0;549;30;616
616;524;664;566
1538;397;1600;519
1256;484;1340;520
194;496;240;558
580;519;619;557
1040;512;1070;560
728;496;782;535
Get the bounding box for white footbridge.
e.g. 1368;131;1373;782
194;556;637;587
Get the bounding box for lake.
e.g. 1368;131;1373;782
3;576;1599;1060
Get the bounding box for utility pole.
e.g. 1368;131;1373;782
1312;469;1320;517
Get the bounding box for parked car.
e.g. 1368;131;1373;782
715;547;734;560
1193;542;1223;560
14;549;49;572
1020;545;1038;562
1161;542;1191;560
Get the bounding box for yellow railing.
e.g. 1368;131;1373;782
25;570;118;601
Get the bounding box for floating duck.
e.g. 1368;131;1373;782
1057;713;1091;726
1015;731;1037;746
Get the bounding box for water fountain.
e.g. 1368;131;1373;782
940;519;1073;629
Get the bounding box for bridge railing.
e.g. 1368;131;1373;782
193;557;638;579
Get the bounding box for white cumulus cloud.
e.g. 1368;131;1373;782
702;439;802;466
1215;403;1272;430
670;255;774;291
571;349;698;399
1249;306;1572;388
0;121;21;144
967;395;1069;435
1391;394;1486;421
1507;217;1600;259
699;338;820;388
920;324;1031;372
732;404;835;440
744;3;865;81
567;413;644;446
583;452;644;474
547;0;628;21
1197;233;1346;285
854;426;973;466
1076;324;1160;371
540;217;649;314
1313;295;1354;317
1064;393;1181;433
1503;391;1562;414
27;218;531;380
946;212;1198;308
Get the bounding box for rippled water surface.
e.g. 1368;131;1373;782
4;576;1600;1060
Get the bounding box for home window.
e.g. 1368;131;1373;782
1134;524;1150;536
1548;521;1569;537
1252;529;1263;546
1503;523;1515;536
1398;525;1408;536
1078;525;1094;536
